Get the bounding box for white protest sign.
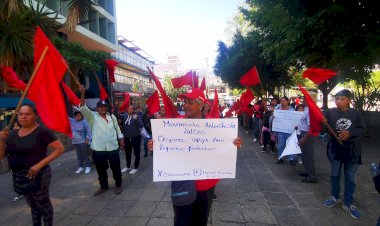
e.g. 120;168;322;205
272;110;303;134
151;118;238;182
279;131;302;159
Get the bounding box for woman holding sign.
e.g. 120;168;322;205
275;97;297;165
148;88;242;226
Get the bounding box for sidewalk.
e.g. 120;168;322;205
0;127;378;226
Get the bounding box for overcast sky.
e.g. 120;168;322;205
115;0;243;70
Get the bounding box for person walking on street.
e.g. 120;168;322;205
141;107;153;157
69;111;92;174
0;103;65;226
78;85;124;196
120;105;144;175
322;89;366;220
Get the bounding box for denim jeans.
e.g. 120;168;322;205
328;148;358;206
277;132;295;160
74;143;90;168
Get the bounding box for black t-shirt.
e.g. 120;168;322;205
5;125;57;171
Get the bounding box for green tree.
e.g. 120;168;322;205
163;75;187;101
62;0;97;33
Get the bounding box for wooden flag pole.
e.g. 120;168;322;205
92;71;114;109
67;67;80;86
322;119;344;146
6;46;49;129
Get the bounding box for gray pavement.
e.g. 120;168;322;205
0;127;379;226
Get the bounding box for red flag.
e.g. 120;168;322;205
192;71;199;88
171;71;193;88
28;26;71;137
119;92;130;112
148;67;179;118
298;84;324;136
200;77;206;91
146;90;160;116
240;87;254;106
302;67;337;84
0;66;27;90
239;66;261;86
98;82;108;101
218;106;226;113
105;59;118;83
224;100;241;118
207;90;220;118
62;82;80;106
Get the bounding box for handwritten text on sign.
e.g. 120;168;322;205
272;110;303;134
151;118;238;182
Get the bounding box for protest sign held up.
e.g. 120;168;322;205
151;118;238;182
272;110;303;134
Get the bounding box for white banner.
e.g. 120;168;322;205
279;131;302;159
272;110;303;134
151;118;238;182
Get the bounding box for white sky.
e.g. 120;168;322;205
115;0;243;70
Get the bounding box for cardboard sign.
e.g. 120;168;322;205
279;131;302;159
272;110;303;134
151;118;238;182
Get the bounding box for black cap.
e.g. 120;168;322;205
96;100;108;107
335;89;352;99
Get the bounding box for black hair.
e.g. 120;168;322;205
280;96;289;102
296;104;305;111
19;103;38;115
73;111;83;117
335;89;352;99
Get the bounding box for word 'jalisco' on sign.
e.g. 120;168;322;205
151;118;238;182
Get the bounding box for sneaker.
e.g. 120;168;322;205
12;195;23;202
114;186;123;195
323;196;339;208
261;147;266;153
75;167;84;174
289;159;297;166
93;188;108;197
121;167;130;173
253;138;257;142
342;204;360;219
129;169;138;175
245;131;249;134
276;159;284;164
85;167;91;174
298;159;303;164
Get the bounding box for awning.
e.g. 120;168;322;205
0;97;33;108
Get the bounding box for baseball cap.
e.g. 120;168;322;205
179;88;206;103
96;100;108;107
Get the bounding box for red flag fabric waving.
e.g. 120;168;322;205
302;67;337;84
224;100;241;118
192;71;199;88
171;71;193;88
119;92;130;112
207;89;220;118
146;90;160;116
240;87;254;106
200;76;206;91
148;67;179;118
62;82;80;106
105;59;118;83
0;66;27;90
98;82;108;101
28;26;71;137
298;84;324;136
239;66;261;86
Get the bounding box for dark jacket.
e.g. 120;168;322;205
121;114;143;138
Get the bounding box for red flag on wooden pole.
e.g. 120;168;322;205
99;82;108;101
146;90;160;116
28;26;72;137
207;89;220;118
297;84;324;136
119;92;130;112
302;67;337;84
148;67;179;118
224;100;242;118
171;71;193;88
200;77;206;91
105;59;118;83
0;66;27;90
62;82;80;106
239;66;261;86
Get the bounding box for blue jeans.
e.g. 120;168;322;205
74;143;90;167
277;132;295;160
328;149;358;206
143;137;149;156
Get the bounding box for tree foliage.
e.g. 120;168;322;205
163;75;187;101
215;0;380;109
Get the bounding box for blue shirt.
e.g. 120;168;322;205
69;118;92;144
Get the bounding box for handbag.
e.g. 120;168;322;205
12;170;42;195
171;180;197;206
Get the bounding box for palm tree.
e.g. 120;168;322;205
63;0;97;33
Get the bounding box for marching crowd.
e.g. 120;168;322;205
0;86;372;225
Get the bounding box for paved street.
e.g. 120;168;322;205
0;127;379;226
